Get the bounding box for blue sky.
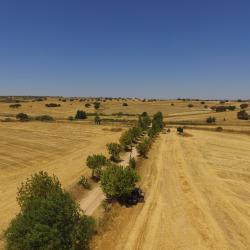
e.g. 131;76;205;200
0;0;249;99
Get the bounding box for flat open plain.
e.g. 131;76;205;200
93;130;250;250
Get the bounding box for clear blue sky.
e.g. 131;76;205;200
0;0;249;99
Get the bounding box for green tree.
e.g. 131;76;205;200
138;112;151;130
136;138;150;157
237;110;249;120
106;143;122;162
86;154;107;179
75;110;87;120
5;172;95;250
119;131;133;151
100;164;139;199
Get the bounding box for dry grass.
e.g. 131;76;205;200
92;131;250;249
1;97;250;249
0;122;122;242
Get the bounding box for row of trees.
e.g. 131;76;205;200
85;112;164;201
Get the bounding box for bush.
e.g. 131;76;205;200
237;110;249;120
188;104;194;108
35;115;54;121
9;104;21;108
206;116;216;123
215;126;223;132
177;127;184;134
240;103;249;109
100;164;139;199
45;103;61;107
75;110;87;120
78;176;91;189
227;105;236;111
85;103;91;108
94;102;100;110
215;106;226;112
5;171;95;250
16;113;29;121
128;157;136;169
122;103;128;106
106;143;122;162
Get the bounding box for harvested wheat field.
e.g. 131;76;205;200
0;122;122;238
93;130;250;250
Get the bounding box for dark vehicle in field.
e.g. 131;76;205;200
125;187;145;205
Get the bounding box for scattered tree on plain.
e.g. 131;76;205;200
75;110;87;120
237;110;249;120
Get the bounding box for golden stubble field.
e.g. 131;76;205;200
0;97;250;249
0;122;122;239
0;97;245;119
93;130;250;250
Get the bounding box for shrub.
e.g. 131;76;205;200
215;126;223;132
215;106;226;112
75;110;87;120
94;102;100;110
200;101;205;104
85;103;91;108
177;127;184;134
240;103;249;109
122;103;128;106
9;104;21;108
237;110;249;120
5;171;95;250
206;116;216;123
188;104;194;108
35;115;54;122
16;113;29;121
100;164;139;199
78;176;91;189
227;105;236;111
106;143;122;162
45;103;61;107
128;157;136;169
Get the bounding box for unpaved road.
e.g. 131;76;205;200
93;130;250;249
80;147;138;215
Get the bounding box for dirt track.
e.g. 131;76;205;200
93;130;250;249
80;147;138;215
